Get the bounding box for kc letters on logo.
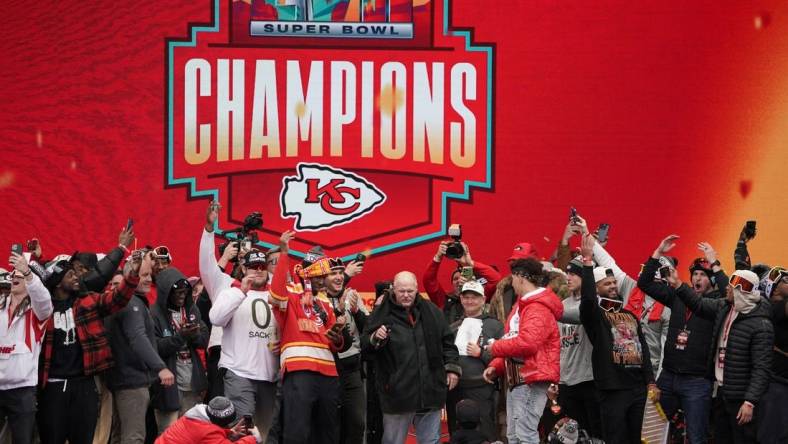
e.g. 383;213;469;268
167;0;494;259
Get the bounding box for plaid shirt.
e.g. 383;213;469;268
40;279;137;385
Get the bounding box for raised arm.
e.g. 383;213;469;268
83;227;133;292
578;235;600;337
200;202;236;303
10;252;53;321
423;242;449;308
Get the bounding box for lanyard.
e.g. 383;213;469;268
721;309;736;344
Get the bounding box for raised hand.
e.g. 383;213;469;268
205;200;221;232
697;242;718;264
118;225;135;249
279;230;296;252
653;234;679;258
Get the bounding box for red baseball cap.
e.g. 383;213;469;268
509;242;538;261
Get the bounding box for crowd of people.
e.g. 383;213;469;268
0;202;786;444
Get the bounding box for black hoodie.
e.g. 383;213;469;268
150;268;209;412
637;257;727;376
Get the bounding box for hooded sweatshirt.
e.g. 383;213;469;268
150;268;209;412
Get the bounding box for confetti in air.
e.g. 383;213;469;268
36;129;42;148
70;160;77;171
0;171;14;189
739;180;752;198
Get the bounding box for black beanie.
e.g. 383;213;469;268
689;258;714;280
206;396;236;427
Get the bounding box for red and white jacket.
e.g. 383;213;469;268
0;274;53;390
269;254;343;377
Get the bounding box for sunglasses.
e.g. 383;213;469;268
692;258;711;268
246;263;267;271
729;274;755;293
154;246;172;261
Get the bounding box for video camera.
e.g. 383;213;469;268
218;211;264;262
445;224;465;260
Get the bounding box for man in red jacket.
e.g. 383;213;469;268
155;396;259;444
483;258;563;444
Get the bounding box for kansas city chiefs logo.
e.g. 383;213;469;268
281;163;386;231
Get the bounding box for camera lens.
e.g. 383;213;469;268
445;242;465;259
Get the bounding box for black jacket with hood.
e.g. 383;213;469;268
150;268;209;412
361;293;462;414
637;257;727;376
676;289;774;403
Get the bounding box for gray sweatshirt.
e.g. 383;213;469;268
559;295;594;386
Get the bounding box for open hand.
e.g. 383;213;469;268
482;367;498;384
279;230;296;252
653;234;679;258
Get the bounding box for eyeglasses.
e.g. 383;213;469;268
729;274;755;292
154;246;172;261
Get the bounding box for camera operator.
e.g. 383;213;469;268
424;232;501;324
637;236;727;444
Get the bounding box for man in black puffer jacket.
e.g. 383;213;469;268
676;268;774;444
637;236;728;444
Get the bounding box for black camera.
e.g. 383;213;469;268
445;224;465;260
218;211;264;262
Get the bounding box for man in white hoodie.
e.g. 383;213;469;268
210;249;280;442
0;253;53;443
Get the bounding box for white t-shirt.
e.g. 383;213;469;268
210;287;279;381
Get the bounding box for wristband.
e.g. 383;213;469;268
119;244;130;253
710;260;721;267
22;269;32;277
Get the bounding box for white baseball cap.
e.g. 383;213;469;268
461;281;485;297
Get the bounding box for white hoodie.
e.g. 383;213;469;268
0;274;53;389
200;228;233;348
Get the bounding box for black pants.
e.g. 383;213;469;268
338;368;365;444
598;385;646;444
206;345;224;400
282;371;340;444
712;396;757;444
364;363;383;444
757;380;788;444
446;384;496;441
0;386;37;444
559;381;603;439
37;377;99;444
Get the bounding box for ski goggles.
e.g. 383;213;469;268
153;246;172;261
729;274;755;293
768;266;788;284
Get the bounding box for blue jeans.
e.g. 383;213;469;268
382;409;441;444
657;370;713;444
506;382;549;444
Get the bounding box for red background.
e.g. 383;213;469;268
2;0;787;290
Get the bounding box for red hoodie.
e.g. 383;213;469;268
489;287;563;384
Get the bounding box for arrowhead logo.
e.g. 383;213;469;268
281;163;386;231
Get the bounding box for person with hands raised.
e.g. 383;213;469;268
268;229;350;444
37;230;140;444
670;245;773;444
424;238;502;325
636;235;727;444
0;252;53;444
577;234;657;444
